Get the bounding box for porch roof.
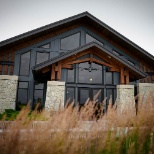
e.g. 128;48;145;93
32;41;147;81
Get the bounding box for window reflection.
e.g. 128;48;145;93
67;69;74;82
34;83;44;104
20;52;30;76
66;87;74;104
17;82;28;104
106;72;113;84
79;89;89;105
36;52;49;65
86;34;103;45
79;62;102;84
61;33;80;50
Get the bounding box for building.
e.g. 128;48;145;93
0;12;154;113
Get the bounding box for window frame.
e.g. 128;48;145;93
17;81;29;104
19;51;31;76
36;51;50;65
60;32;81;51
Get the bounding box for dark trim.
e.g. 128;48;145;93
33;42;147;79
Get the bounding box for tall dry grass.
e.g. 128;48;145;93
0;93;154;154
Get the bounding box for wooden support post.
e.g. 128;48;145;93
90;53;93;63
126;71;129;84
57;63;61;80
51;64;56;80
152;76;154;83
120;68;125;84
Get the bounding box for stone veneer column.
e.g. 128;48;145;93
137;83;154;104
116;85;134;113
0;75;18;113
45;81;65;111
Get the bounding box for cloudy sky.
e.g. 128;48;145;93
0;0;154;55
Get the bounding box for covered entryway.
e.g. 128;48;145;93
32;42;147;110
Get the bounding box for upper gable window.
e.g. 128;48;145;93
60;33;80;50
39;43;50;49
36;52;49;65
86;33;103;46
19;51;30;76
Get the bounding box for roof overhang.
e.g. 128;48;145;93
32;42;147;81
0;12;154;66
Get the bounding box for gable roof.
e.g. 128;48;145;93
0;12;154;66
33;41;147;80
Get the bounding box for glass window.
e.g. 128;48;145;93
17;82;28;104
18;82;28;88
66;87;75;104
20;52;30;76
79;62;102;84
106;72;113;84
86;33;103;45
79;89;89;105
67;69;74;82
34;83;44;104
36;52;49;65
61;33;80;50
106;89;113;104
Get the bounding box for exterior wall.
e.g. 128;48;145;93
116;85;134;113
137;83;154;104
45;81;65;111
0;75;18;113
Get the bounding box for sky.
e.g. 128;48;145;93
0;0;154;55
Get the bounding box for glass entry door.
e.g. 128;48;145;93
78;88;103;105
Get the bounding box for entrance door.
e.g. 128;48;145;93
79;88;103;105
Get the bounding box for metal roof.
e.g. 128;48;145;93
0;11;154;65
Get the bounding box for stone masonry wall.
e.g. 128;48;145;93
116;85;134;113
45;81;65;111
137;83;154;104
0;75;18;113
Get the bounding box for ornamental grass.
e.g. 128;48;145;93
0;93;154;154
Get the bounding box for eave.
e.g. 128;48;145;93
0;12;154;66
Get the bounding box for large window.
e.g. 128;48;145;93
66;87;75;104
61;33;80;50
19;52;30;76
79;88;104;105
106;72;113;84
78;62;103;84
17;82;28;104
86;33;103;45
67;69;75;82
36;52;49;65
34;83;44;104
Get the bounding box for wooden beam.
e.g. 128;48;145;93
62;64;73;69
55;66;58;72
152;76;154;83
57;63;61;80
60;50;91;65
42;67;50;74
126;71;129;84
67;58;90;65
93;58;113;68
90;53;93;63
51;64;56;80
110;67;120;72
120;68;125;84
